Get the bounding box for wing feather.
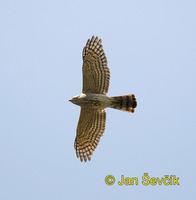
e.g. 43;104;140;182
82;36;110;94
74;108;106;162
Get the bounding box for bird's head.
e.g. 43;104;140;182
69;94;82;106
69;95;79;102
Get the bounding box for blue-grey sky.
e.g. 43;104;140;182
1;0;196;199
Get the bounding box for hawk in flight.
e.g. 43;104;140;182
69;36;137;162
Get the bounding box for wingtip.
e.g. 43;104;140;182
91;35;95;40
90;35;101;42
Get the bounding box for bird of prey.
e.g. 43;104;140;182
69;36;137;162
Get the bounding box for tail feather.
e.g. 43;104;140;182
110;94;137;113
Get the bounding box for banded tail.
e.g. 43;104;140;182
110;94;137;113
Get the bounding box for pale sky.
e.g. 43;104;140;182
1;0;196;199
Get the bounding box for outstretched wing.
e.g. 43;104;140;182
82;36;110;94
74;108;106;162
